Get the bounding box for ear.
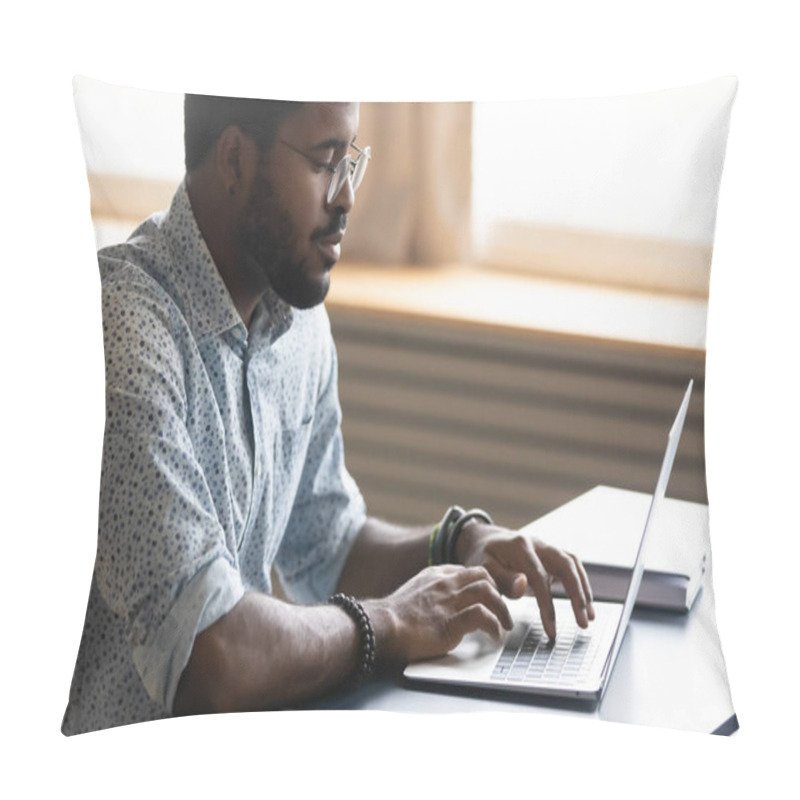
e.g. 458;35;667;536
215;126;253;198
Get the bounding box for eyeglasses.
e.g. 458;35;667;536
278;139;371;205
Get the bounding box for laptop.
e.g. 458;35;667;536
403;380;693;704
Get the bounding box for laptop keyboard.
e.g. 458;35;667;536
490;612;608;687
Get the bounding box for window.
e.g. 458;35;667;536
76;78;733;298
471;81;734;297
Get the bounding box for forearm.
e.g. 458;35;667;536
173;517;438;717
336;516;432;599
175;546;516;716
174;591;372;715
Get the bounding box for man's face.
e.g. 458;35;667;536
235;102;360;310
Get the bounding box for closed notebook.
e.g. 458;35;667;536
529;485;708;611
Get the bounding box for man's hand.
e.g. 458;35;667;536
454;522;595;640
363;564;514;663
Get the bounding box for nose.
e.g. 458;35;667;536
327;173;356;214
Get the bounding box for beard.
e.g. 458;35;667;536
235;172;341;310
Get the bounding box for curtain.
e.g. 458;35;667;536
345;102;472;265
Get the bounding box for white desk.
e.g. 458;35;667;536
309;496;737;735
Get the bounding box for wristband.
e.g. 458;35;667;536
328;593;376;681
429;505;464;565
447;508;493;563
427;524;440;567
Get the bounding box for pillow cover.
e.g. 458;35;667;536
63;76;738;737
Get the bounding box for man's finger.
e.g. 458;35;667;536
570;552;595;621
449;604;506;645
449;564;498;589
456;576;514;630
511;540;557;639
483;556;528;598
536;541;590;628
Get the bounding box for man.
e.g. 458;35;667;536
62;97;594;735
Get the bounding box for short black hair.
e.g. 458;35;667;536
184;94;303;172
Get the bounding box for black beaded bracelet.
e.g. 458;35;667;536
447;508;493;563
328;593;376;681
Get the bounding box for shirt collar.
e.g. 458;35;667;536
159;180;294;344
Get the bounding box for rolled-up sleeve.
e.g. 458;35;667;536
132;556;243;712
97;272;245;712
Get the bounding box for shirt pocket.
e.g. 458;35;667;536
270;416;315;537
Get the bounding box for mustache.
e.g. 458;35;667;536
314;213;347;239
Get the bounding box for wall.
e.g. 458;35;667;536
330;305;706;529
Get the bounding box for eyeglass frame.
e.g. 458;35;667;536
277;139;371;205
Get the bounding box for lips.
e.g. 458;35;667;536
317;231;343;246
315;228;345;264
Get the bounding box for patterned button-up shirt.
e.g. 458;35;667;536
62;182;366;735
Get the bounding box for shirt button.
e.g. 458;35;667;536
255;462;262;481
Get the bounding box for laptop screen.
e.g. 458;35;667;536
602;380;693;677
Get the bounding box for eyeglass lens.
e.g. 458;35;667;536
326;148;370;205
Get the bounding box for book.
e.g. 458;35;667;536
520;485;708;612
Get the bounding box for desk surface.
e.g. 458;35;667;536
310;526;737;735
